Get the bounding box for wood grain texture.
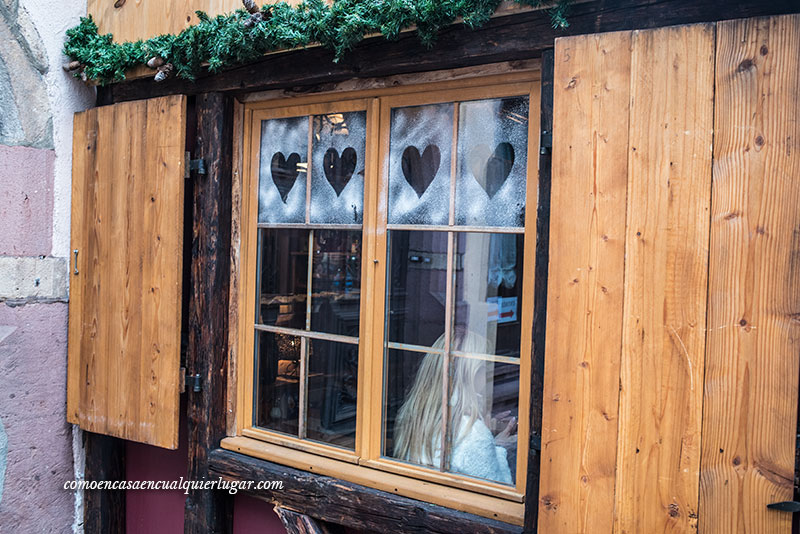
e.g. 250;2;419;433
537;30;632;534
105;0;800;104
209;447;523;534
83;432;126;534
523;48;552;534
67;95;187;449
613;24;715;534
87;0;304;43
274;507;334;534
184;92;235;534
699;14;800;534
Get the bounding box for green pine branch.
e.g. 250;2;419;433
64;0;570;85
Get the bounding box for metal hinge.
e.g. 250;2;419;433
180;367;202;393
184;152;207;178
767;501;800;512
540;130;553;155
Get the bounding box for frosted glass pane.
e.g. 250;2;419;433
310;111;367;224
388;104;453;225
258;116;308;223
456;97;529;227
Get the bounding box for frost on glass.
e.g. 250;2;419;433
388;103;453;225
310;111;367;224
456;97;529;227
258;116;309;223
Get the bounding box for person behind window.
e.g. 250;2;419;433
393;330;516;484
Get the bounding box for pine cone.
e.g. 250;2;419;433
146;56;165;69
242;0;258;14
154;63;174;83
243;11;263;28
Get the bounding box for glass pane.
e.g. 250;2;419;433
258;228;308;330
456;97;529;227
386;230;448;347
307;339;359;449
254;331;301;435
445;355;518;485
388;103;453;225
453;232;524;358
310;230;362;336
310;111;367;224
258;116;308;223
382;348;443;468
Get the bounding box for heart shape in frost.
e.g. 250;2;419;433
271;152;302;203
323;147;357;196
401;145;441;198
468;142;515;199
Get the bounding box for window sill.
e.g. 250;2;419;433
219;435;524;527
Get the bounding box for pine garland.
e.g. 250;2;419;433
64;0;570;85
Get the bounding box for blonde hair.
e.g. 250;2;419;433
393;330;492;466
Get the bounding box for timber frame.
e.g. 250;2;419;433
82;1;800;533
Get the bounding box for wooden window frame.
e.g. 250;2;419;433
226;71;542;526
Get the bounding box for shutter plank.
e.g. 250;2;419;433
538;30;632;534
613;24;715;533
699;14;800;534
67;95;187;449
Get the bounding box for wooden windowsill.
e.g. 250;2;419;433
220;435;524;526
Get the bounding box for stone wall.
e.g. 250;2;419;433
0;0;94;532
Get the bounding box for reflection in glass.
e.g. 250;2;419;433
382;349;442;467
388;104;453;225
255;331;301;435
456;97;529;227
385;333;518;485
453;232;524;358
386;230;448;347
258;228;308;330
310;230;362;337
307;340;358;449
445;357;519;484
258;116;309;223
310;111;367;224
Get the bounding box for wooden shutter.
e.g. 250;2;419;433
539;14;799;534
67;95;187;449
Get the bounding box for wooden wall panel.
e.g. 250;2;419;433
89;0;310;43
537;30;632;533
67;95;187;449
699;14;800;534
614;24;715;533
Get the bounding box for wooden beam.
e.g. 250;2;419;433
208;448;522;534
274;507;334;534
83;432;125;534
106;0;799;104
184;92;235;534
522;47;553;534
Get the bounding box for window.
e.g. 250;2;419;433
233;76;540;524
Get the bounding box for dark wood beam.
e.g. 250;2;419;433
184;92;235;534
208;448;523;534
83;432;126;534
106;0;799;103
274;507;335;534
522;47;553;534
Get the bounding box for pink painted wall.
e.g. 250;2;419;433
125;405;286;534
0;302;73;533
0;145;55;256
